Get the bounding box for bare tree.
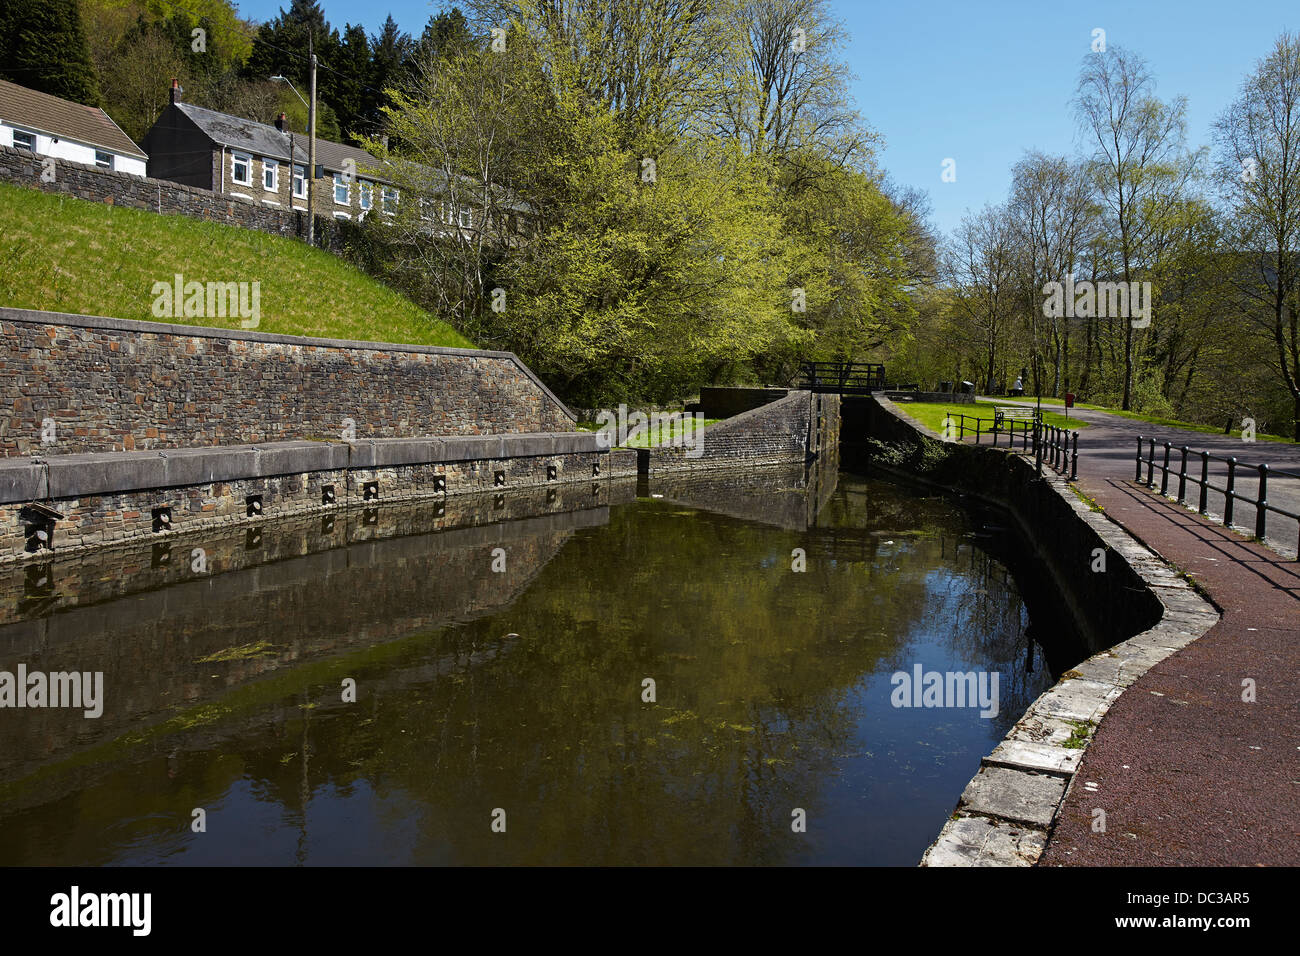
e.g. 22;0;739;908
946;204;1019;393
704;0;874;183
1075;46;1191;409
1214;31;1300;439
1008;152;1098;395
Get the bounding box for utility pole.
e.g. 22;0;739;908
307;36;317;246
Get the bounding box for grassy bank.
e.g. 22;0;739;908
0;182;472;348
891;399;1089;435
1024;396;1292;443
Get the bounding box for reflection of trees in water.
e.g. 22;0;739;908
235;484;1032;865
0;472;1054;865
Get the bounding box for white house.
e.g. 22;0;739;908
0;78;147;176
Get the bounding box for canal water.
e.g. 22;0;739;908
0;465;1084;865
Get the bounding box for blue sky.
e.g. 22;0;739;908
236;0;1298;236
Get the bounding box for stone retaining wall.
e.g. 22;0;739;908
0;432;604;563
0;307;575;457
0;144;306;239
645;390;838;474
860;396;1220;866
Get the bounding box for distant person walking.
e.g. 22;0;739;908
1011;376;1024;397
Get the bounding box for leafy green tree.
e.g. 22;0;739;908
0;0;101;105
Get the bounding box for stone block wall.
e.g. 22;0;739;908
0;308;575;457
646;390;839;474
0;433;603;562
0;144;306;238
858;395;1162;654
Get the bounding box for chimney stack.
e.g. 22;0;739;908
170;78;181;104
275;113;287;132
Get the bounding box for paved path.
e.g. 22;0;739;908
978;399;1300;558
973;402;1300;865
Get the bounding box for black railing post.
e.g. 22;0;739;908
1035;422;1042;476
1070;432;1078;481
1147;438;1155;487
1199;451;1209;514
1161;442;1171;496
975;417;981;444
1225;457;1237;528
1136;436;1144;481
1256;464;1269;541
1177;446;1188;503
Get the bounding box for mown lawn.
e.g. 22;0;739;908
0;182;473;348
1027;396;1292;443
891;399;1089;436
620;416;721;448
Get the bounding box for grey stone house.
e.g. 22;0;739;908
140;81;395;222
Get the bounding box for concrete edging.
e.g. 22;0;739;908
1;433;599;505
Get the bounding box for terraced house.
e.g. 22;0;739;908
140;80;396;221
0;78;146;176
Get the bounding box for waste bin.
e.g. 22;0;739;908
960;381;975;395
938;381;953;392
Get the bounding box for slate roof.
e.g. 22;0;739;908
0;79;145;159
312;137;388;181
174;100;393;183
174;101;301;163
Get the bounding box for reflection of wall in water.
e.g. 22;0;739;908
0;485;621;783
647;459;839;531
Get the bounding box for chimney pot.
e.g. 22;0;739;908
170;78;180;104
275;113;287;132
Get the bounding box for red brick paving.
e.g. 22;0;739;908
1041;477;1300;866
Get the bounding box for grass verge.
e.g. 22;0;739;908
0;182;472;348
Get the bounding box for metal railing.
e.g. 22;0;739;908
943;413;1079;480
1135;436;1300;556
798;362;886;394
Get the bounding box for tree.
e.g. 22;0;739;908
362;15;413;137
705;0;873;186
466;0;731;151
1075;46;1192;409
1007;152;1097;395
1214;31;1300;440
371;38;794;404
243;0;339;123
97;18;187;140
0;0;101;105
331;23;372;137
946;204;1019;394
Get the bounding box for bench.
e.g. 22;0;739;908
993;406;1038;430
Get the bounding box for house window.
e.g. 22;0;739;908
293;164;306;199
231;152;252;186
263;158;278;191
12;130;35;151
333;174;349;205
94;151;112;169
359;183;372;210
381;187;398;214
